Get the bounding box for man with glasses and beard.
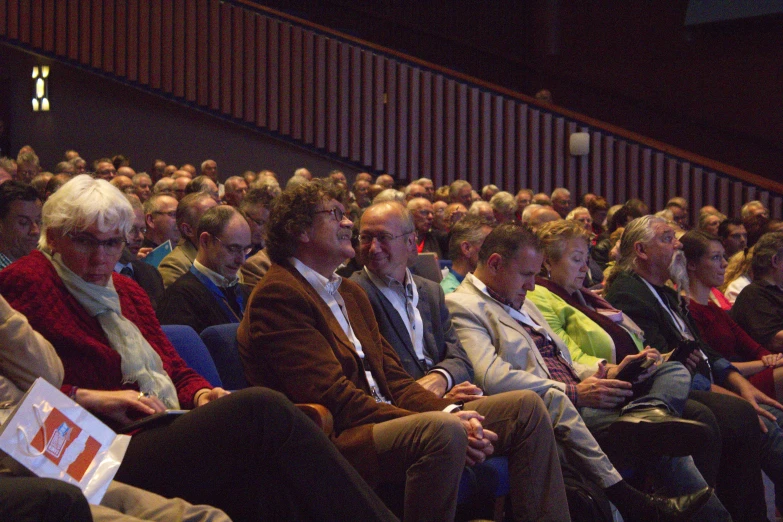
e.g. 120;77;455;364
605;214;783;521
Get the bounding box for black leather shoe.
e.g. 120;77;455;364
606;407;710;457
643;486;713;521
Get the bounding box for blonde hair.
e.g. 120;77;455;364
536;220;591;263
720;247;754;293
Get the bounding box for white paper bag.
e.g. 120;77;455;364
0;378;130;504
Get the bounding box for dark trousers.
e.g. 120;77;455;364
0;475;92;522
686;390;767;522
115;387;397;522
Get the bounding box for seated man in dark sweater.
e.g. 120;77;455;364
157;205;251;333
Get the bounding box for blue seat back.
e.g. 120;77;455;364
161;324;223;387
199;323;248;390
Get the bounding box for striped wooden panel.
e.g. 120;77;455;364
541;112;552;192
162;0;174;93
79;0;91;65
90;0;103;68
479;91;491;189
55;0;67;55
431;74;444;184
419;70;432;179
277;21;291;135
232;7;244;119
43;0;55;52
126;0;138;80
207;0;220;110
373;54;385;171
266;18;279;130
516;105;529;190
408;66;421;181
173;0;185;97
290;25;303;139
691;167;703;220
603;135;614;204
337;42;350;159
565;121;578;195
492;95;504;188
590;131;601;197
443;78;456;184
503;99;517;191
384;58;397;175
626;144;638;201
149;0;164;89
527;109;540;192
553;116;565;190
325;38;338;154
302;29;315;141
219;2;232;115
254;14;267;127
31;0;42;48
243;12;258;122
467;87;480;187
183;0;196;100
114;0;126;76
396;63;408;179
313;34;326;149
349;45;361;162
361;51;373;166
0;0;7;38
615;140;627;204
195;0;208;105
18;0;28;43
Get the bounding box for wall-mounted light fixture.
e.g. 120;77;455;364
569;132;590;156
32;65;50;112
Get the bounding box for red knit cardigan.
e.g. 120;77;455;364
0;251;211;408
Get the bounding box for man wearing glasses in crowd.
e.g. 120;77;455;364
157;205;252;334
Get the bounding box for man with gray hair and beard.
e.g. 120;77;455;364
605;214;783;521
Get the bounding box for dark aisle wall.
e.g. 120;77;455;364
0;43;357;183
258;0;783;182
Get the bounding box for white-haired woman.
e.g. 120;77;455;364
0;175;394;522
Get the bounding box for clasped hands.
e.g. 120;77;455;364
454;410;497;466
417;373;483;402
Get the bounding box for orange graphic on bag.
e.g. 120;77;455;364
30;407;101;481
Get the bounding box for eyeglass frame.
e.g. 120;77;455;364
212;235;253;256
65;232;127;254
313;207;347;222
358;230;414;245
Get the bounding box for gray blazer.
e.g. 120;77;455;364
351;269;473;386
445;273;595;397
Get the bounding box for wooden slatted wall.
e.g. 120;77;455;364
1;0;780;220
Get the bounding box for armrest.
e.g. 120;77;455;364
296;403;334;435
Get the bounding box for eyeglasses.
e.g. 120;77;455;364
213;235;253;256
66;232;126;254
358;231;413;245
313;207;346;222
129;226;147;236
